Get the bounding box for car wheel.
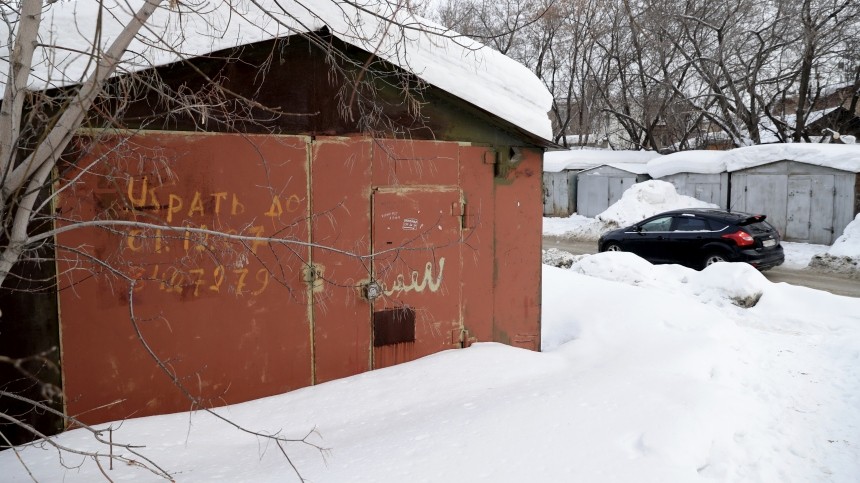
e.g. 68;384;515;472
703;252;726;267
604;242;622;252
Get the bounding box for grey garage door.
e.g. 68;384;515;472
786;175;835;244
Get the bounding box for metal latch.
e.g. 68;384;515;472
363;280;382;301
302;263;324;291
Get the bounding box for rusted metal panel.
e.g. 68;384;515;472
56;132;313;424
371;187;462;368
309;136;373;383
492;148;542;350
371;139;460;187
373;307;417;346
457;145;496;344
53;132;543;426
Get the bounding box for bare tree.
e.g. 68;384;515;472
0;0;495;479
434;0;860;149
434;0;543;55
536;0;609;147
785;0;860;141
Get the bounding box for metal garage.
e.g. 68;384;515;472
657;171;729;208
543;149;660;217
729;160;859;245
576;164;650;218
543;170;579;216
647;151;730;208
3;16;552;431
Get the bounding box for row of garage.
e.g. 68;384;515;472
543;145;860;245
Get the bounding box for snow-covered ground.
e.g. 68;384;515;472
3;252;860;482
4;182;860;482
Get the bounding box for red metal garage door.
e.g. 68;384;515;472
371;187;463;368
57;133;314;424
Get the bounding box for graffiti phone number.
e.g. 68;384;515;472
130;264;271;298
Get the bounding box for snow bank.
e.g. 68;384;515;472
809;254;860;278
542;258;860;482
807;214;860;277
596;180;717;227
542;214;606;240
541;248;581;268
780;241;829;269
564;252;768;309
829;214;860;257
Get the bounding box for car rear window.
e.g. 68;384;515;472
744;221;774;234
709;221;728;231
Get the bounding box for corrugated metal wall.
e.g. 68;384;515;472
729;161;856;244
542;171;578;217
659;172;729;209
576;166;638;218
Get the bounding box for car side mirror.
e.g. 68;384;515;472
634;225;642;232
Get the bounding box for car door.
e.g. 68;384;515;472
627;215;674;263
669;215;713;267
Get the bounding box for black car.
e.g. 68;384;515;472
597;209;785;270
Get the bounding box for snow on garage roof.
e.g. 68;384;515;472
646;150;727;178
646;144;860;177
602;162;650;175
543;149;661;172
0;1;552;142
723;144;860;173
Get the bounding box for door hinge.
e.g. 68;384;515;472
451;201;467;229
452;328;475;348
